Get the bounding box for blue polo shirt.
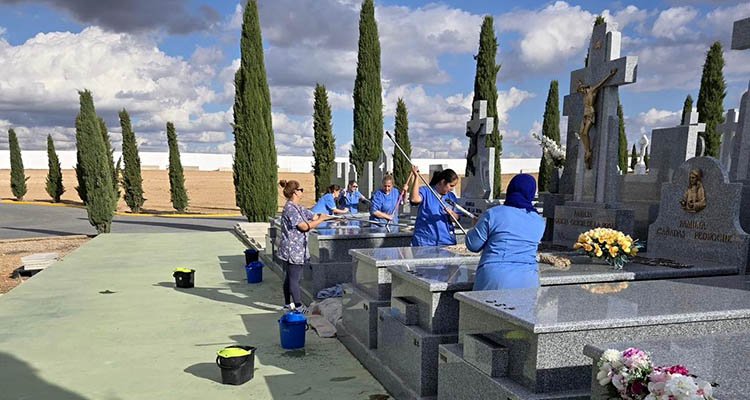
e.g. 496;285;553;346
370;188;401;225
339;190;361;213
311;193;337;215
411;186;458;247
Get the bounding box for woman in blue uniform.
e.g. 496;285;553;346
409;168;460;246
338;180;365;213
466;174;546;291
370;175;401;225
311;184;348;215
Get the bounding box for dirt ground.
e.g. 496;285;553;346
0;169;533;213
0;236;90;294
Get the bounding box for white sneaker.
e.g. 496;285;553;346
296;305;309;314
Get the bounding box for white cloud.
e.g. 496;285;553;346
631;108;681;138
651;7;698;40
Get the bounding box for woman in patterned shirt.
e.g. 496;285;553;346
278;180;332;312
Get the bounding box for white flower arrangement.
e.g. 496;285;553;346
532;132;566;168
597;348;716;400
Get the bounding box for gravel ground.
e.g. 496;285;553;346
0;236;90;294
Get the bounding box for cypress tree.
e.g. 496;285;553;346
393;98;412;188
75;116;88;204
471;15;503;198
696;42;726;157
98;117;120;209
538;80;560;192
166;122;188;213
629;144;638;172
119;109;145;213
644;147;650;170
77;90;114;233
232;0;277;221
350;0;383;176
617;103;628;173
45;134;64;202
681;95;693;124
312;83;335;200
8;128;28;201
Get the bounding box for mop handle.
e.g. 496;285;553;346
384;131;467;236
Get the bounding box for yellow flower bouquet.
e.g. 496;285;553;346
573;228;642;270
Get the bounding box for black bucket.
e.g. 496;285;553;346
173;268;195;288
244;248;259;265
216;345;256;385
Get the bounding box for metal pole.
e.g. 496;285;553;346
385;131;467;235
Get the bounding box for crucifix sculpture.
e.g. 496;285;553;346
577;68;617;169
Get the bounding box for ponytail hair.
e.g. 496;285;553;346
429;168;458;186
279;180;300;199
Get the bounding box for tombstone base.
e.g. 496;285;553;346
552;203;635;247
457;198;500;223
377;308;458;398
437;344;589;400
341;284;390;349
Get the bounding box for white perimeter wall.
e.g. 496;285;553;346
0;151;540;174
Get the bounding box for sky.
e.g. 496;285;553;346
0;0;748;160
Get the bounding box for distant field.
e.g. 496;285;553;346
0;169;533;213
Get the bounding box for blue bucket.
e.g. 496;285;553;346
244;248;259;265
246;262;263;284
279;311;308;349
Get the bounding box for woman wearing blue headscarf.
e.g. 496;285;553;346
467;174;546;291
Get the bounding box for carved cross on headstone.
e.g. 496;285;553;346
462;100;495;199
635;134;650;175
560;22;638;205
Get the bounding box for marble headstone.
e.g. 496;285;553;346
634;134;649;175
648;157;749;273
649;109;703;185
729;82;750;182
732;17;750;50
462;100;495;200
559;22;638;203
719;109;738;171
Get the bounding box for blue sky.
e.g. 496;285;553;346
0;0;748;159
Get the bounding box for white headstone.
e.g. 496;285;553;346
635;135;649;175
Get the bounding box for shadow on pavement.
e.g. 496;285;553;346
0;352;89;399
1;226;85;236
107;218;230;232
184;362;224;384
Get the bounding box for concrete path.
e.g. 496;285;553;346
0;203;247;239
0;232;387;399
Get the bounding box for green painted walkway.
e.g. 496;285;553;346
0;232;387;399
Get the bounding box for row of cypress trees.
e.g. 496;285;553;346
8;129;64;202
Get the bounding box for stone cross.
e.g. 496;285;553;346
559;22;638;205
635;134;649;175
462;100;495;199
718;109;738;171
732;17;750;50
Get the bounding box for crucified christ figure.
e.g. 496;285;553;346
576;68;618;169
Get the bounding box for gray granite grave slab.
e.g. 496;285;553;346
463;100;496;200
438;344;589;400
341;283;390;349
350;246;481;301
455;279;750;393
377;307;458;398
388;263;477;335
552;203;634;247
584;329;750;399
648;157;750;273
